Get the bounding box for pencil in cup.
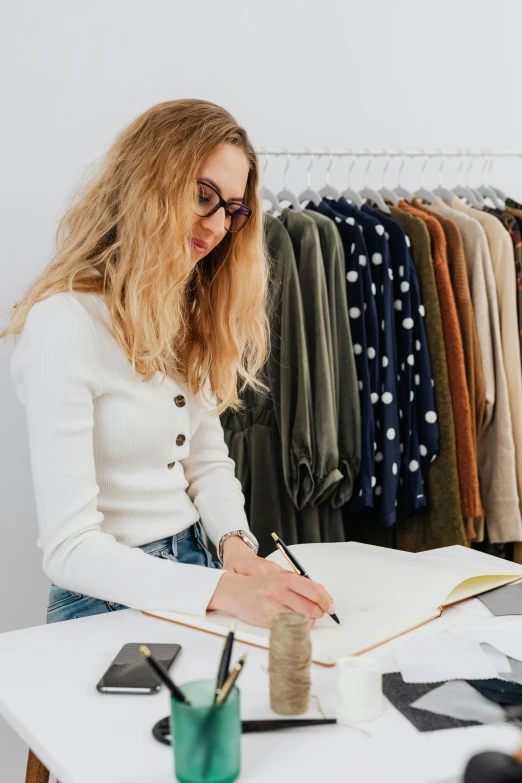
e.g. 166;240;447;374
171;680;241;783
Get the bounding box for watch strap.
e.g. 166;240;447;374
218;529;259;563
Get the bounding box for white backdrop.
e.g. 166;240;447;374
1;0;522;778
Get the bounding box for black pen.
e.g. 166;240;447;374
214;621;235;702
271;532;340;624
139;645;191;705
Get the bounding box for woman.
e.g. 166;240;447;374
3;98;335;628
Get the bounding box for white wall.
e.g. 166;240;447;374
1;0;521;777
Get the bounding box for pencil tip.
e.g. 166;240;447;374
270;532;278;541
139;645;151;656
230;621;236;632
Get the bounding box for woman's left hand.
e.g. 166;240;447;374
221;536;283;576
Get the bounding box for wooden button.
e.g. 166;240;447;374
176;434;186;447
167;461;176;469
174;395;186;407
108;601;114;606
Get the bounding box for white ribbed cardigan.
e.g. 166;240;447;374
10;291;251;615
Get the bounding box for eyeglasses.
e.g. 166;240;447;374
195;179;252;234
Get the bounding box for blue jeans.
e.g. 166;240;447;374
46;521;221;624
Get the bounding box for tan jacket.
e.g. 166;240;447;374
451;199;522;530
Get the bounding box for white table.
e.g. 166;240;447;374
0;601;521;783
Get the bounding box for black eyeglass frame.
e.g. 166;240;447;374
195;179;253;233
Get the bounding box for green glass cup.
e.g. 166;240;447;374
170;680;241;783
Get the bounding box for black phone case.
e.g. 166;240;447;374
96;642;181;694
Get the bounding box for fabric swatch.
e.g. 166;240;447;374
500;657;522;686
410;680;504;724
382;673;479;731
478;581;522;616
467;678;522;706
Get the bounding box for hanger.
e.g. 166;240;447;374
359;150;391;214
413;150;437;203
340;153;364;206
465;150;485;208
378;151;399;206
492;184;508;202
276;147;301;211
260;147;283;214
393;152;414;202
433;150;455;202
476;151;504;210
452;150;483;209
297;148;323;207
319;149;341;199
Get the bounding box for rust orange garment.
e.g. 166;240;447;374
412;201;486;456
412;201;485;542
399;201;482;523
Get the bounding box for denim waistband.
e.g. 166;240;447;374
138;523;199;555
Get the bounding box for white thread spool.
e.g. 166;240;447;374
336;656;383;723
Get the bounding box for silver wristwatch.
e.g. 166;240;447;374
218;529;259;563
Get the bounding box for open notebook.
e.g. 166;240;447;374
142;542;522;666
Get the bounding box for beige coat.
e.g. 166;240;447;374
451;199;522;525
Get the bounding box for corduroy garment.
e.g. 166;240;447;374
400;201;482;523
389;206;466;550
430;198;522;543
413;201;486;462
451;198;522;533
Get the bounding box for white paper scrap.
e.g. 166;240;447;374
448;617;522;662
391;634;499;683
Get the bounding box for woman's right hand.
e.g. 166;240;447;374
207;570;335;628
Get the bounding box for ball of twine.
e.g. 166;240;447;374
269;611;311;715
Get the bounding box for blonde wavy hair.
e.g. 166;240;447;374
1;98;270;414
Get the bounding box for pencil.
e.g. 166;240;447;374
271;532;341;624
215;653;247;705
139;645;191;705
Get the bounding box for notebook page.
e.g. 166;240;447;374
145;592;438;665
145;543;522;665
416;545;522;604
268;542;522;611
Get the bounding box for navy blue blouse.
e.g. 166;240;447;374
329;198;401;527
363;207;438;514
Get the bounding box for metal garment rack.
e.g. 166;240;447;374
256;149;522;158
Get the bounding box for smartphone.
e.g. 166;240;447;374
96;642;182;694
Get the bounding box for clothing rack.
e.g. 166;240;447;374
256;149;522;158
